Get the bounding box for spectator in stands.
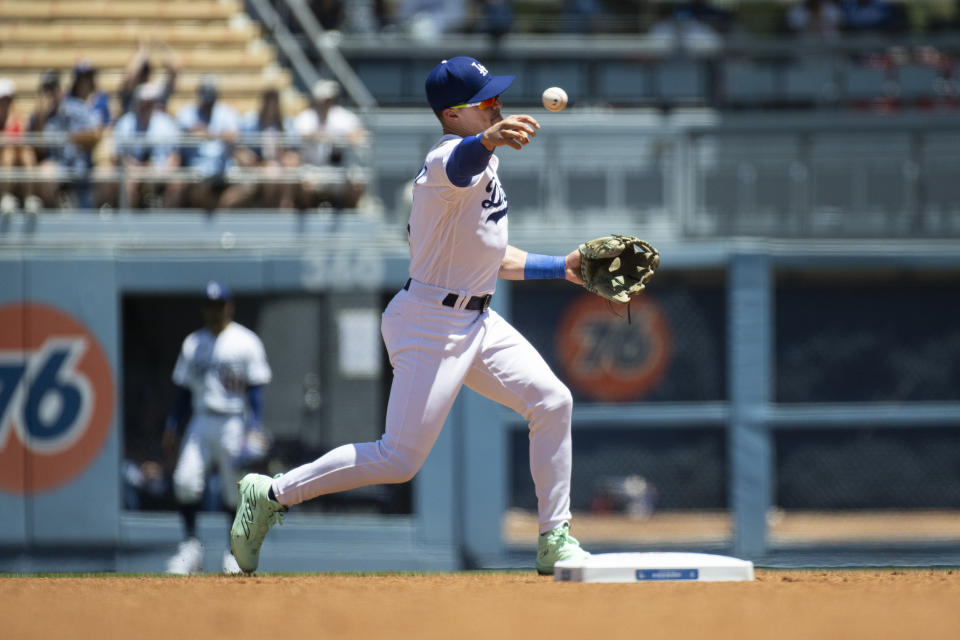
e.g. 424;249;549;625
672;0;735;33
0;78;40;215
313;0;394;34
69;61;112;209
118;39;180;116
395;0;467;39
787;0;843;39
927;0;960;32
71;61;111;127
648;0;732;50
27;69;102;211
839;0;907;33
111;83;183;210
309;0;345;30
175;75;245;211
560;0;610;33
234;88;298;209
291;79;369;210
470;0;514;43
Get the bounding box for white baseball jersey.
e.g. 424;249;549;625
172;322;272;415
408;134;508;295
274;132;575;536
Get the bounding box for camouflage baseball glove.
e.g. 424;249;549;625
579;235;660;304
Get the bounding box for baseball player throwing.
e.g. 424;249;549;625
164;282;272;574
231;56;589;575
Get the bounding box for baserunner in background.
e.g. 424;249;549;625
165;281;272;574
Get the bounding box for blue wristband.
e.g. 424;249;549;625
524;253;567;280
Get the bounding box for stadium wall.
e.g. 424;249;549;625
3;211;960;570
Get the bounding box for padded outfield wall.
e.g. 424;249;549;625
2;212;960;571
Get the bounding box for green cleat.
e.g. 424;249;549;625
230;473;288;574
536;522;590;575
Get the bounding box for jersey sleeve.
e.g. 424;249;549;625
245;335;272;386
445;134;493;187
423;136;485;190
171;337;192;386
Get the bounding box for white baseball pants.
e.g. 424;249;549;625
273;283;573;534
173;412;245;510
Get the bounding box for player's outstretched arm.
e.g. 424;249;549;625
499;245;583;285
481;115;540;151
498;245;527;279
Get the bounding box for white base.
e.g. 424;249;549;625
554;552;754;583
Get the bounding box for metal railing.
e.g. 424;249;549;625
280;0;377;113
368;109;960;239
8;112;960;239
0;164;360;185
244;0;322;96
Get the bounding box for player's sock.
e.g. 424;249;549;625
181;504;198;539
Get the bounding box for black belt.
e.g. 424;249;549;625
403;279;492;312
199;409;243;417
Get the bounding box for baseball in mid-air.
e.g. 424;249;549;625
542;86;568;112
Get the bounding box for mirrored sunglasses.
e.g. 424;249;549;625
449;95;499;110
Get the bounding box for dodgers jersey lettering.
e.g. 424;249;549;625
172;322;272;415
408;134;508;295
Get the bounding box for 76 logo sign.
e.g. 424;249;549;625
0;303;115;494
0;339;94;455
555;294;672;402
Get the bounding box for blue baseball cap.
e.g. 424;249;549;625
204;281;231;302
425;57;514;111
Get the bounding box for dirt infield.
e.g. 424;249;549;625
4;570;960;640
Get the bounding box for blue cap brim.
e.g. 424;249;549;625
468;74;514;104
